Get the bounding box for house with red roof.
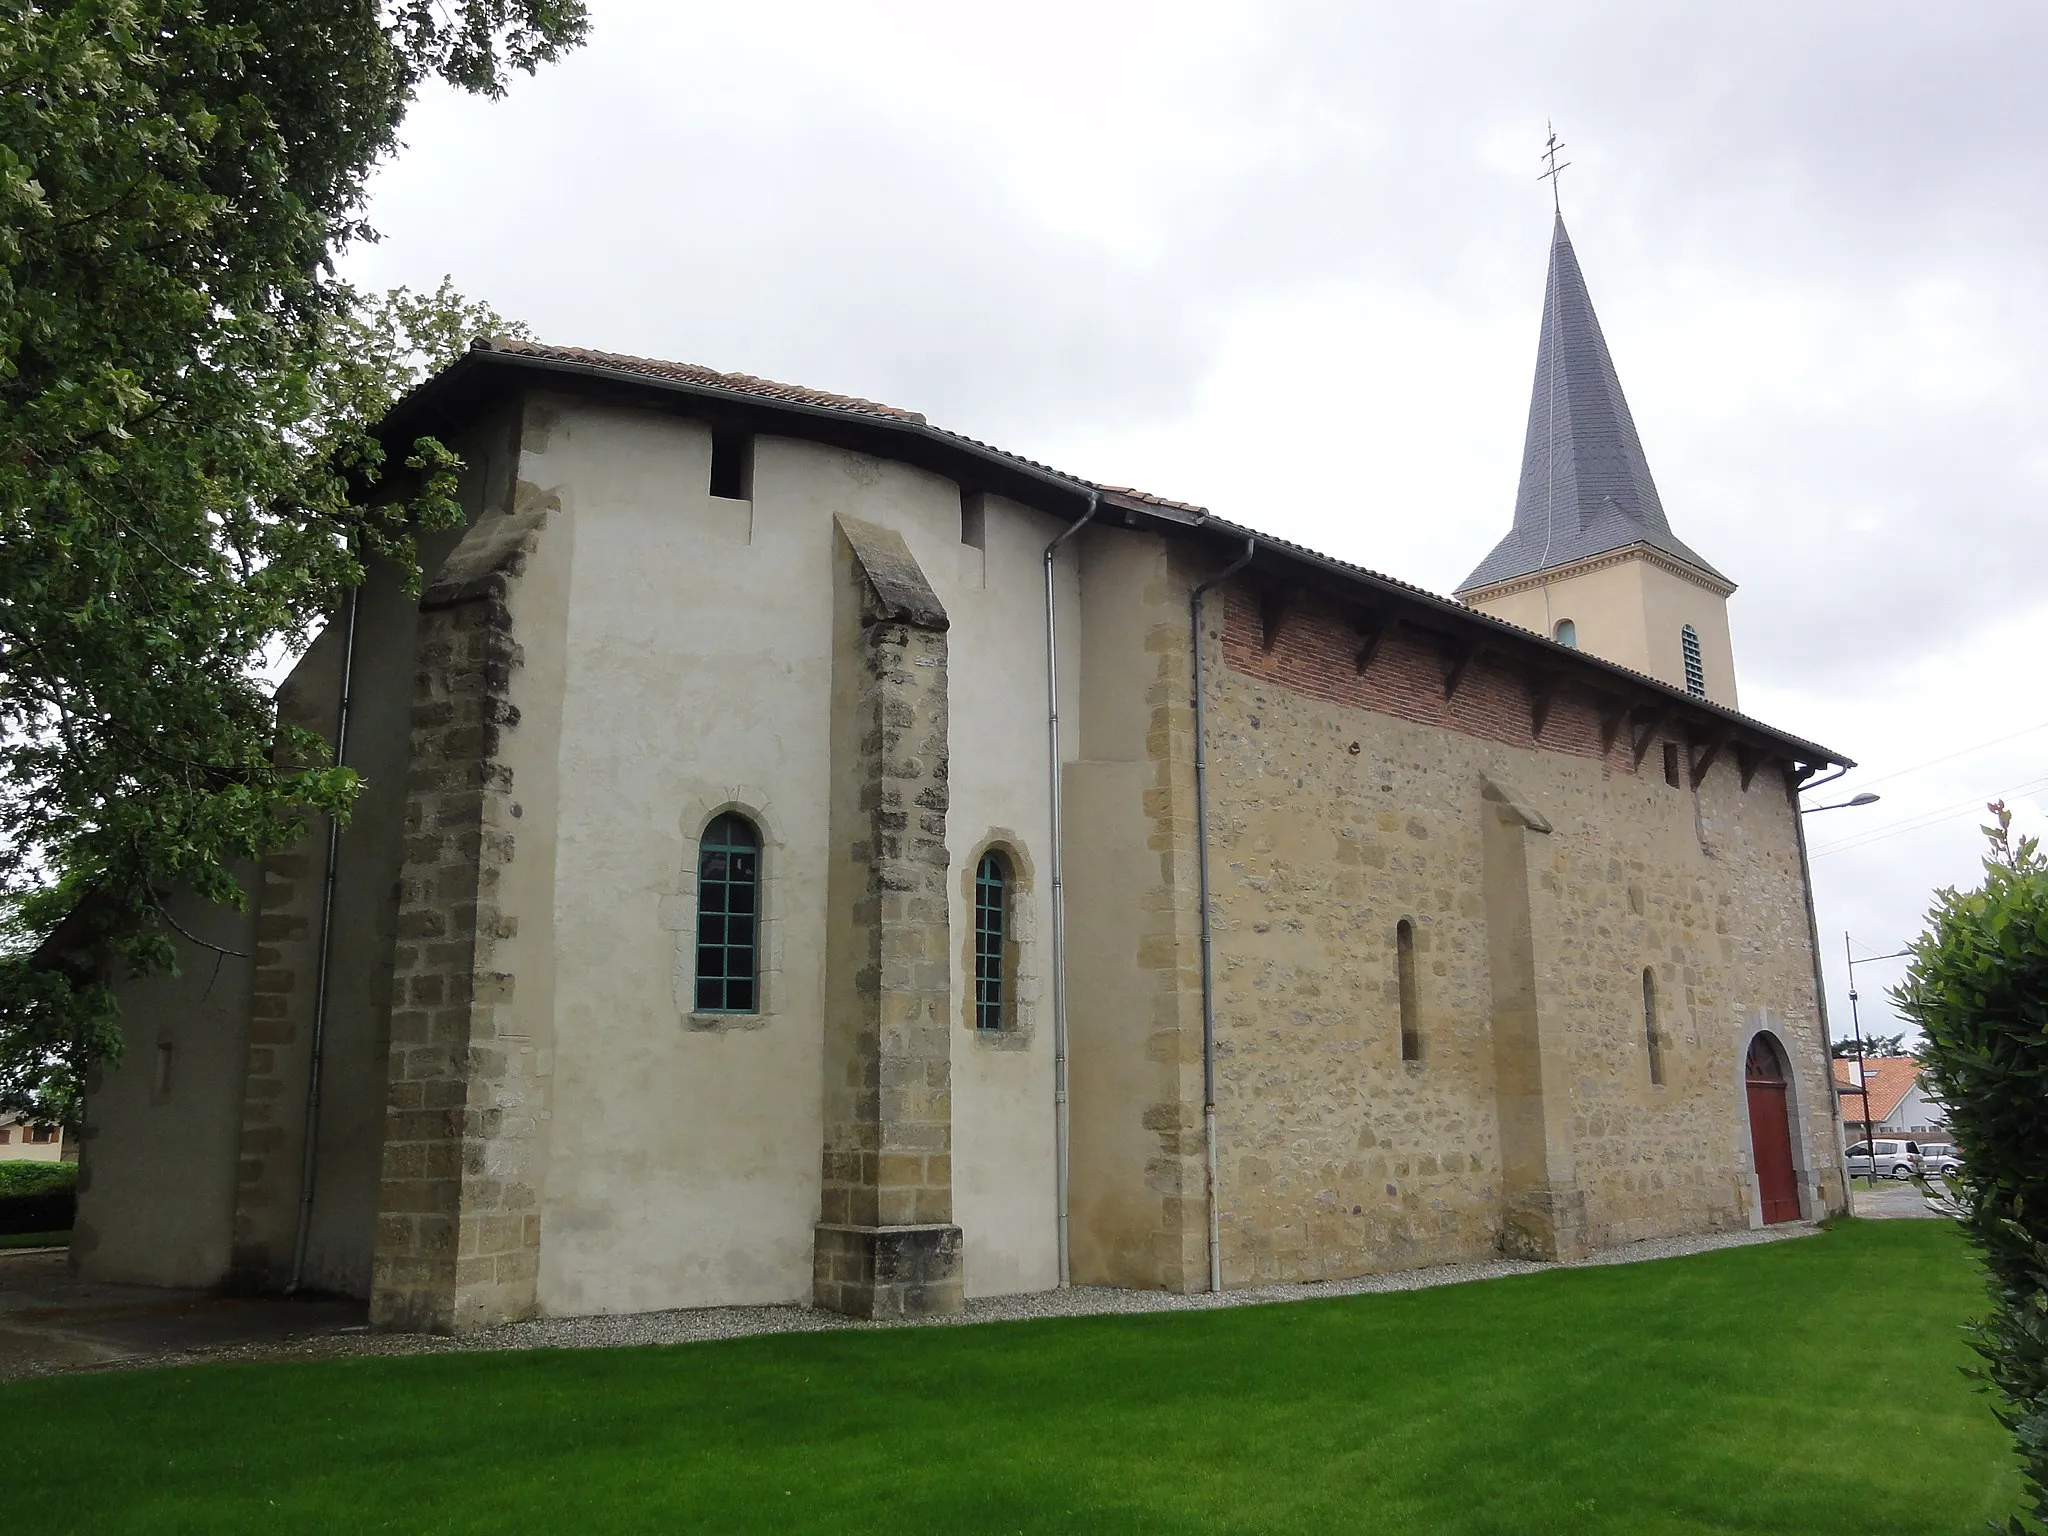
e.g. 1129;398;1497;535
1833;1056;1948;1142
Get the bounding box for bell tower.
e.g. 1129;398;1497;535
1457;214;1738;709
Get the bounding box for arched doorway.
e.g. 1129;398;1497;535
1745;1035;1801;1224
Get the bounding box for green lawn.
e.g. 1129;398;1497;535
0;1229;69;1249
6;1221;2020;1534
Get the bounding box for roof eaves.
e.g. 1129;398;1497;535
402;343;1847;773
1191;514;1852;771
467;341;1109;497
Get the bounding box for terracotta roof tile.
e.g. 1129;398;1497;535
1832;1056;1922;1125
456;337;1847;769
484;339;932;425
480;339;1208;512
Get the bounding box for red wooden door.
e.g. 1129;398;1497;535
1745;1037;1801;1224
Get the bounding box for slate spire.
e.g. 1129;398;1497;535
1457;215;1726;593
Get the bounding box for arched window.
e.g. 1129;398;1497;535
1553;618;1577;649
1397;919;1421;1063
973;850;1010;1031
694;813;760;1012
1643;967;1664;1086
1680;625;1705;698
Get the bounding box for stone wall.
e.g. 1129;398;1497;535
1186;578;1839;1285
229;624;345;1288
370;491;560;1333
1065;534;1212;1293
814;515;963;1319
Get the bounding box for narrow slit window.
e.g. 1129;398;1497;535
1553;618;1577;648
974;851;1008;1031
709;430;753;500
1643;967;1664;1085
1662;741;1682;788
959;489;988;550
1397;919;1421;1063
1680;625;1705;698
695;813;760;1013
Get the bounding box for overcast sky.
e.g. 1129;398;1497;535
345;0;2048;1049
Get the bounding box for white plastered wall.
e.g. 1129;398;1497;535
529;398;1068;1314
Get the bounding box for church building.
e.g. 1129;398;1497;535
73;215;1851;1330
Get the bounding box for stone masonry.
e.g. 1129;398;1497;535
1196;578;1839;1284
814;515;962;1319
369;498;554;1333
229;627;344;1288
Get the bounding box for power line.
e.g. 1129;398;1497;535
1814;777;2048;858
1841;718;2048;794
1812;773;2048;858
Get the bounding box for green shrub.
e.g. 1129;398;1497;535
1896;804;2048;1534
0;1159;75;1197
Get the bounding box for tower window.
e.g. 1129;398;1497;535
1680;625;1705;698
960;490;988;550
1553;618;1577;648
1397;919;1421;1063
694;813;760;1012
1643;967;1664;1086
709;430;753;500
1662;742;1682;788
973;850;1009;1031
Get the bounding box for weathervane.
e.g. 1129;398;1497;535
1539;123;1570;212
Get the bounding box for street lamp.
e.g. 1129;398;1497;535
1842;936;1913;1187
1801;792;1881;814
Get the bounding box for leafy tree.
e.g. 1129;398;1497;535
0;1;586;1125
1894;803;2048;1534
1831;1032;1910;1059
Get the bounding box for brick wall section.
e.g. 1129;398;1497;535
369;504;551;1333
1219;583;1641;774
229;641;338;1287
815;515;962;1319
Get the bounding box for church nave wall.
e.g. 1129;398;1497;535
1196;579;1840;1284
500;401;1064;1317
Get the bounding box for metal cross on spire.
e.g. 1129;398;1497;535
1539;123;1571;213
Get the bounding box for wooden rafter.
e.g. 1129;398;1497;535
1528;672;1561;741
1442;638;1484;701
1631;705;1673;769
1350;607;1398;675
1596;697;1630;756
1689;732;1728;789
1735;744;1763;791
1257;585;1289;652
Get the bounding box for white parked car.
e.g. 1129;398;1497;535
1917;1143;1963;1177
1845;1140;1922;1180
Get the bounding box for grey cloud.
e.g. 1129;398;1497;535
348;0;2048;1044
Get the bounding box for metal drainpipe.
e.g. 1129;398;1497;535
287;584;361;1295
1190;536;1255;1294
1042;489;1100;1288
1790;764;1852;1212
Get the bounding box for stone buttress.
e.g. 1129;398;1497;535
814;514;963;1319
369;490;564;1333
1480;774;1589;1260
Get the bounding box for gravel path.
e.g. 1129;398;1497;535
163;1219;1821;1372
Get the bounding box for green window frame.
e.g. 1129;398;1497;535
694;813;760;1013
974;851;1009;1032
